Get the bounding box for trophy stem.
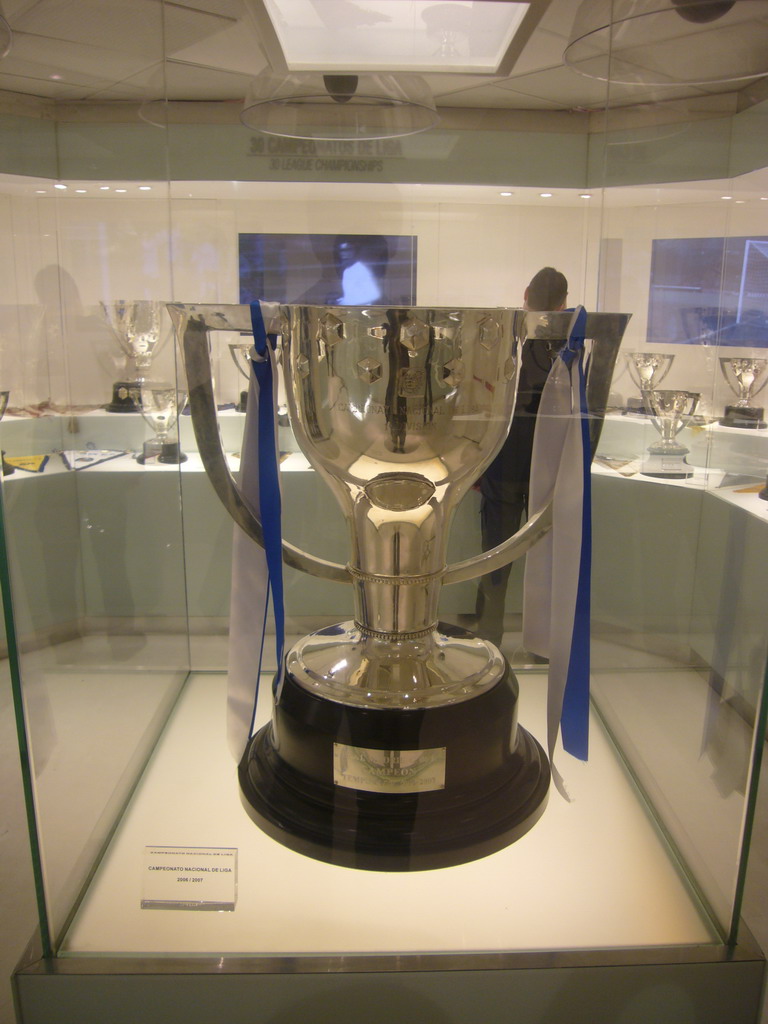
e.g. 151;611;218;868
350;566;442;638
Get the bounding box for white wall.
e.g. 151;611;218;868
2;182;768;415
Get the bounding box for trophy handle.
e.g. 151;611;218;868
182;314;350;584
444;310;629;586
442;502;553;585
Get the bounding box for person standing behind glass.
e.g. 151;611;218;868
474;266;569;647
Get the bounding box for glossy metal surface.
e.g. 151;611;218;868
720;357;768;407
280;305;523;638
170;304;629;591
626;350;674;393
171;303;628;709
643;389;700;454
101;299;166;377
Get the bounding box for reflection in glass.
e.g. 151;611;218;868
101;300;168;413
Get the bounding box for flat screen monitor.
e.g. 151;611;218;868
239;233;418;306
647;236;768;346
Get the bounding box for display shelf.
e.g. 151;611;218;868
59;667;712;957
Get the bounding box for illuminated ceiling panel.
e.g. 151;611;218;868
260;0;531;74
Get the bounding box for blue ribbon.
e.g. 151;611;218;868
558;306;591;760
249;301;285;704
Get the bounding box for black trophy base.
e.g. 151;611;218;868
157;441;187;464
136;438;162;464
720;404;767;429
239;663;550;871
105;381;140;413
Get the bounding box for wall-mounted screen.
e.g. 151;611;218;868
239;233;418;306
647;236;768;346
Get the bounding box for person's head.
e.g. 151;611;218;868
524;267;568;311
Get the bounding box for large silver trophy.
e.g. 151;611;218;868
169;303;628;870
641;389;700;478
719;357;768;429
101;300;168;412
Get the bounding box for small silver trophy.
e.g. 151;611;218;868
137;382;187;464
625;350;674;415
719;357;768;429
169;303;629;869
641;389;700;478
101;300;168;413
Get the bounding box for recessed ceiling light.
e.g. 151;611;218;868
721;195;732;200
761;197;768;201
54;183;67;190
539;192;553;198
138;185;152;191
100;186;110;190
115;188;127;193
75;189;87;194
35;189;46;194
579;193;592;199
499;191;513;197
735;199;746;204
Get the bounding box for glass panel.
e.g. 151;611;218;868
591;91;768;936
0;0;192;945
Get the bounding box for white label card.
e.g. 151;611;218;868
141;846;237;911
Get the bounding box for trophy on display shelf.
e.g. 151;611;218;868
719;357;768;429
168;302;629;870
100;300;168;413
136;381;187;464
641;389;700;479
625;350;674;414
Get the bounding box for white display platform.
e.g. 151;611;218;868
60;670;714;959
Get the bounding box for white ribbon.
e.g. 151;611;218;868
523;306;591;782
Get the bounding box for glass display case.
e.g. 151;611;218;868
2;1;768;1021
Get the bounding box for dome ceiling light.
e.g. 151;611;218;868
240;70;439;140
564;0;768;86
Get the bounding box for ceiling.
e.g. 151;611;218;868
0;0;766;118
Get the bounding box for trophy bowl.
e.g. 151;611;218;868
719;357;768;429
625;350;674;415
137;381;187;464
641;388;700;478
101;300;168;413
169;303;629;871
